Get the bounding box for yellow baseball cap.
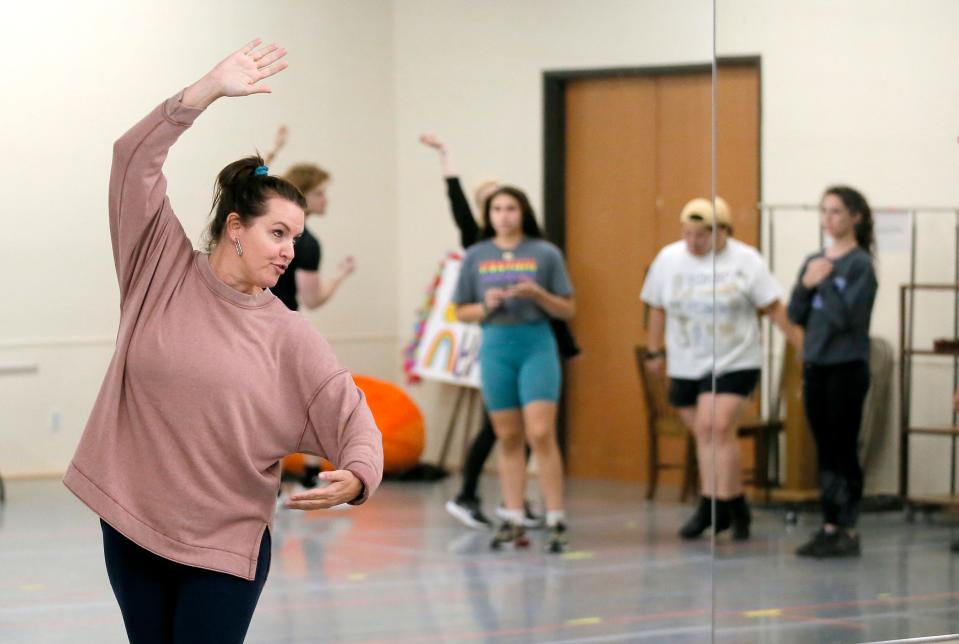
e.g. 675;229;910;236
679;197;732;228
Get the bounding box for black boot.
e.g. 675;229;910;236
680;497;715;539
727;495;751;541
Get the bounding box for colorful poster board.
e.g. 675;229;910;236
411;256;482;388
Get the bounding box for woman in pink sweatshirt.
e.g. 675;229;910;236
63;40;384;643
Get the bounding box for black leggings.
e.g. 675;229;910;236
802;361;870;529
458;413;498;500
101;520;270;644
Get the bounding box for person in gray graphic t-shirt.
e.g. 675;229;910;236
452;186;575;554
453;238;573;326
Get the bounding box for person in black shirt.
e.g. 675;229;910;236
266;127;355;312
420;132;580;531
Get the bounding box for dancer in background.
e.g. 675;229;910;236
789;186;877;558
265;126;356;491
63;41;383;642
642;197;799;541
420;132;580;531
264;126;356;312
452;186;575;552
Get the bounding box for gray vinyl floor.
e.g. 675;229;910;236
2;477;959;643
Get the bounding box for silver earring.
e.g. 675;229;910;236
233;238;243;257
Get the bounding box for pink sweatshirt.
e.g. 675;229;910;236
64;93;384;580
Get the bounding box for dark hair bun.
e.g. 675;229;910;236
203;155;308;252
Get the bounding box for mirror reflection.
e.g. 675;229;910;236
0;1;725;642
713;1;959;641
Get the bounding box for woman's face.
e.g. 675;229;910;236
304;180;329;216
820;193;859;240
489;194;523;236
229;196;305;288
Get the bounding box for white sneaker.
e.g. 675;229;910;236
445;498;493;530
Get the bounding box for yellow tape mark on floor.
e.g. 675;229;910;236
877;593;893;600
743;608;782;618
19;584;45;592
561;551;595;560
347;573;366;581
566;617;602;627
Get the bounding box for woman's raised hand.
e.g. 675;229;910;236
419;132;446;153
184;39;289;109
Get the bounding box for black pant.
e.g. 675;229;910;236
802;361;870;529
101;520;271;644
458;413;498;500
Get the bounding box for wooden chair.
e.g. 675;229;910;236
636;345;784;502
635;346;698;501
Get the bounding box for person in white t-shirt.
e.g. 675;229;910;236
641;197;800;541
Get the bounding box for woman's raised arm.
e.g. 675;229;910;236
109;40;288;305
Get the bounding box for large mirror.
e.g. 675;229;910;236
712;1;959;641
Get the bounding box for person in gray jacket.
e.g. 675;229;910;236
788;185;878;559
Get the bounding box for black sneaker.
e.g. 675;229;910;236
546;522;568;553
951;540;959;553
445;497;493;530
819;531;861;558
796;528;832;557
796;529;860;558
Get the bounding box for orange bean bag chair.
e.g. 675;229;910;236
282;374;425;476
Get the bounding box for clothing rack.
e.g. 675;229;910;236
899;283;959;515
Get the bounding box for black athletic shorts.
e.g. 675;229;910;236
668;368;760;408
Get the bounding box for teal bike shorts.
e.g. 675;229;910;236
479;321;561;412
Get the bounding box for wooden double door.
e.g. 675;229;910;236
555;63;760;482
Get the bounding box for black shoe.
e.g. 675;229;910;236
796;529;860;558
728;495;751;541
796;528;830;557
820;531;861;557
951;540;959;553
680;497;728;539
546;522;568;553
445;497;493;530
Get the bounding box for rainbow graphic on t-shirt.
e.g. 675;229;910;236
478;259;538;284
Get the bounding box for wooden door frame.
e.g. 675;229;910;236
541;56;763;445
542;56;763;249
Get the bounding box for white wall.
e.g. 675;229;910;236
719;0;959;494
0;0;398;476
392;0;713;462
6;0;957;487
